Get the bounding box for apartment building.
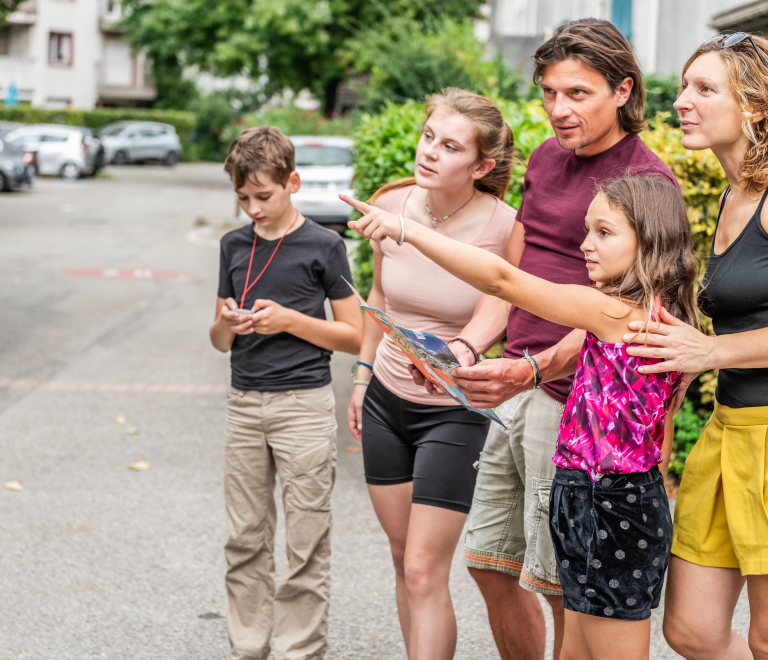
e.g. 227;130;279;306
0;0;154;109
490;0;767;78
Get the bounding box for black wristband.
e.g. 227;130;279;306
450;337;481;365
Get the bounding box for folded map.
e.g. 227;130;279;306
344;278;504;426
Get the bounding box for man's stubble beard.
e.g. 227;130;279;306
554;130;594;153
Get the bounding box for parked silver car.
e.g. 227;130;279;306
290;136;355;224
98;121;181;166
4;125;97;180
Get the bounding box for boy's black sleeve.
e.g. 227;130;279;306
217;243;236;300
321;238;355;300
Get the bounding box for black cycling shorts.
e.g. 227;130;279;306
361;375;489;514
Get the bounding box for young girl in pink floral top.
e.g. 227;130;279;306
342;174;700;659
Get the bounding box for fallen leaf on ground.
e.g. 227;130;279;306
128;461;150;471
126;427;139;435
116;415;127;425
4;481;23;491
346;445;362;453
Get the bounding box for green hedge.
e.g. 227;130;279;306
0;107;196;159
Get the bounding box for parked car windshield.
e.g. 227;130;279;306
99;123;133;136
294;146;353;167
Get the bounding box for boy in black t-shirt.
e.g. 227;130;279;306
210;127;362;660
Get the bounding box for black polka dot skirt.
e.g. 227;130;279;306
549;466;672;621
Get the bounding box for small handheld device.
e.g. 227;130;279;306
232;308;254;314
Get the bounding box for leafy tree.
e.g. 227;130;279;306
122;0;483;115
0;0;25;27
347;18;525;109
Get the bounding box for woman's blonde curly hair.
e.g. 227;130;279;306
683;34;768;195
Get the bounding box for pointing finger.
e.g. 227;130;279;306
338;194;373;215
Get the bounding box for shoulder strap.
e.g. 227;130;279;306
718;186;731;217
755;185;768;217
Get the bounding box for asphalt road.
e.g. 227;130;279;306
0;164;749;659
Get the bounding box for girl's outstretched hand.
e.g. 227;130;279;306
339;194;403;243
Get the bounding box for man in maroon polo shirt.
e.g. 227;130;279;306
415;18;678;660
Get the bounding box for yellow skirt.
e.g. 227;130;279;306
672;399;768;575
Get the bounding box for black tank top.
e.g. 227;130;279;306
698;187;768;408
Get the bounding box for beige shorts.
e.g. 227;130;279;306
462;388;565;595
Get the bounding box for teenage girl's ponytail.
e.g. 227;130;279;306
370;89;515;203
369;177;416;204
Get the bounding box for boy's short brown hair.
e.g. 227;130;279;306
224;126;295;189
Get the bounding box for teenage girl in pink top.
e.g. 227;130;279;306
347;89;516;660
343;174;699;660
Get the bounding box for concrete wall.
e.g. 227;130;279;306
30;0;100;108
1;0;151;109
491;0;756;79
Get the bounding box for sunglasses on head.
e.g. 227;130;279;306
703;32;767;65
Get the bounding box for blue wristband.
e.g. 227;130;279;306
351;361;373;379
523;349;542;389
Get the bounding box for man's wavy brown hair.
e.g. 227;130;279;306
532;18;647;135
682;35;768;195
596;174;700;332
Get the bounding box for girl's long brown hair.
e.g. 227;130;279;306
597;174;700;331
369;88;514;204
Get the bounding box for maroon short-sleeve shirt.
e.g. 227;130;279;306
503;134;678;403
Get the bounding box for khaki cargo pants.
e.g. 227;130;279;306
224;384;337;660
463;388;564;595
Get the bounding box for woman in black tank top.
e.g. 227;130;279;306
620;37;768;658
698;186;768;408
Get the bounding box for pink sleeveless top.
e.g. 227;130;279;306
370;186;516;405
554;332;683;482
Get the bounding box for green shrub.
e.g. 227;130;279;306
670;399;710;477
0;106;196;159
644;74;681;127
349;100;427;297
187;93;243;163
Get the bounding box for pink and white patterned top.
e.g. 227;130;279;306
553;332;682;482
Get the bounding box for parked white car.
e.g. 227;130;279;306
98;121;181;166
290;136;354;224
4;125;97;180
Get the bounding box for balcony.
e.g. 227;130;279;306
97;59;156;102
6;0;36;24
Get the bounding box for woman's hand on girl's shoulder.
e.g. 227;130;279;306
623;306;715;374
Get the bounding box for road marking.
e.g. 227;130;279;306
186;227;220;248
0;378;227;395
63;267;189;280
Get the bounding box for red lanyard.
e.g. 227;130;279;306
239;210;299;309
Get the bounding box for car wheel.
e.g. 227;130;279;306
0;172;7;192
60;162;82;180
163;151;179;167
113;150;128;165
